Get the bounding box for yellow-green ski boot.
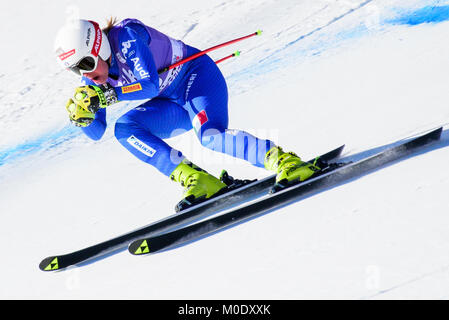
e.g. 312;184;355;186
264;146;321;193
170;159;227;212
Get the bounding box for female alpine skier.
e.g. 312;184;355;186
54;18;320;210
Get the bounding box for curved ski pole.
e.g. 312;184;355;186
158;30;262;74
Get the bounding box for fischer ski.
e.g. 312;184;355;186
128;127;443;256
39;145;344;271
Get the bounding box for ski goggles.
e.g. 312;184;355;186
69;55;99;76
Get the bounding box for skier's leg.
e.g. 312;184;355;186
182;56;320;186
114;98;192;176
182;55;274;168
114;98;227;208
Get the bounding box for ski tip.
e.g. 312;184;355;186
129;239;150;255
430;127;443;139
323;144;345;159
39;256;60;272
407;127;443;146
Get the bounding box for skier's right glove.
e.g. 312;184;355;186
66;99;95;127
72;83;118;114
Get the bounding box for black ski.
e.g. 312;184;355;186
128;127;443;255
39;145;344;271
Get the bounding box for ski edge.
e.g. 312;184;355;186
127;127;443;256
128;145;347;256
39;145;345;271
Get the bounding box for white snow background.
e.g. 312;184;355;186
1;0;449;299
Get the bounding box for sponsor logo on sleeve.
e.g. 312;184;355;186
121;68;137;83
130;57;150;79
116;52;127;64
121;83;143;94
121;39;136;57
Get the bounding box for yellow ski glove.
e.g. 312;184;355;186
66;99;95;127
72;83;118;114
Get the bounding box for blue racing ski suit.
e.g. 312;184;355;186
81;19;274;176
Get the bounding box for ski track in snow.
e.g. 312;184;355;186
361;264;449;299
262;0;375;61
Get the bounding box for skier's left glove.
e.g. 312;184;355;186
73;83;118;114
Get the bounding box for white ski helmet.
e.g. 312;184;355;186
54;19;111;75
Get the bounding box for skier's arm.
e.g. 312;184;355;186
66;23;159;140
113;24;160;101
79;77;107;140
80;108;106;140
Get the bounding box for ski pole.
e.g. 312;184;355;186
215;50;241;64
158;30;262;74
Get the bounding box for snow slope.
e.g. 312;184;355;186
1;0;449;299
